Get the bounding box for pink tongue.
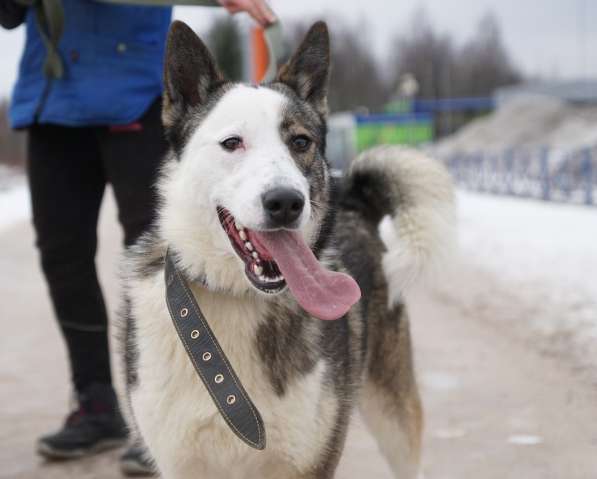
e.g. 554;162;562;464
252;231;361;321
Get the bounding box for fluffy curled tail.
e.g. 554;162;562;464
344;145;456;302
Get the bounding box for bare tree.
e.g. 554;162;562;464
457;12;521;96
391;7;456;100
391;8;521;99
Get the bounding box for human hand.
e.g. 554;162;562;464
217;0;276;27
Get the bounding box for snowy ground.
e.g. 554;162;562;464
0;182;29;232
437;191;597;382
0;167;28;232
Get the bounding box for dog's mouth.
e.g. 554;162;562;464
218;207;286;294
217;207;362;321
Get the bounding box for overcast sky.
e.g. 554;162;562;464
0;0;595;97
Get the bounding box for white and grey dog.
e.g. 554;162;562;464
119;20;455;479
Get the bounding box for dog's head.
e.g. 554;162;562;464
158;21;359;319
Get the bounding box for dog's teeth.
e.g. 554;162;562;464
258;275;266;282
235;222;242;231
245;241;254;251
253;264;263;276
252;251;259;259
239;230;247;241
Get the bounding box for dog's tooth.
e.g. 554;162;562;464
259;275;266;282
252;251;259;259
235;221;242;231
245;241;254;251
253;264;263;276
239;230;247;241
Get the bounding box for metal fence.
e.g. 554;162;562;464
444;146;597;206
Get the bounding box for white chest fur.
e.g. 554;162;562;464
128;273;338;478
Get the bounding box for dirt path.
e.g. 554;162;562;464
1;193;597;478
410;290;597;479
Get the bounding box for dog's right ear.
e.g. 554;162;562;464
162;21;223;129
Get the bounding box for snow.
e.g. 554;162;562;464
0;174;29;233
438;191;597;380
507;435;544;446
434;95;597;159
458;191;597;307
0;164;23;191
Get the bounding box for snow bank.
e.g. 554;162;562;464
0;164;23;192
0;167;29;232
438;191;597;380
434;95;597;158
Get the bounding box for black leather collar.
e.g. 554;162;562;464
164;249;266;450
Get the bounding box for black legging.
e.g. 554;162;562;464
26;98;167;393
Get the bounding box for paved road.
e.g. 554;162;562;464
2;193;597;478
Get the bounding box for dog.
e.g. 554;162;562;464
119;20;455;479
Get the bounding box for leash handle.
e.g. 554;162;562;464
261;20;284;82
164;250;266;450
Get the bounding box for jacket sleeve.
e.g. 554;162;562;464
0;0;27;29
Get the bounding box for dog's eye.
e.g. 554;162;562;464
220;136;243;152
290;135;311;152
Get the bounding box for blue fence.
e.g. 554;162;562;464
444;146;596;206
413;97;495;114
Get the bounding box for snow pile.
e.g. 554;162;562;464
437;192;597;381
434;95;597;158
0;166;28;232
0;164;23;192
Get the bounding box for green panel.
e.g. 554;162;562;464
355;122;433;152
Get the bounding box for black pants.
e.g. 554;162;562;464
27;99;167;393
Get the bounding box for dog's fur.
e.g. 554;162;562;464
119;20;455;479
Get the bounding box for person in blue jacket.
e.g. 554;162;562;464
0;0;274;475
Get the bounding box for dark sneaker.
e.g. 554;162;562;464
37;383;128;459
120;443;157;476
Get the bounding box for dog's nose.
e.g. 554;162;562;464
262;188;305;228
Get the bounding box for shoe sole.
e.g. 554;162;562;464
120;458;158;477
37;437;127;460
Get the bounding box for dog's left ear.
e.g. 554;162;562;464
277;21;330;117
162;21;224;130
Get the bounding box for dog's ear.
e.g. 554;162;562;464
162;21;224;129
277;21;330;117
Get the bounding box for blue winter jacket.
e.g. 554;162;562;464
3;0;172;128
